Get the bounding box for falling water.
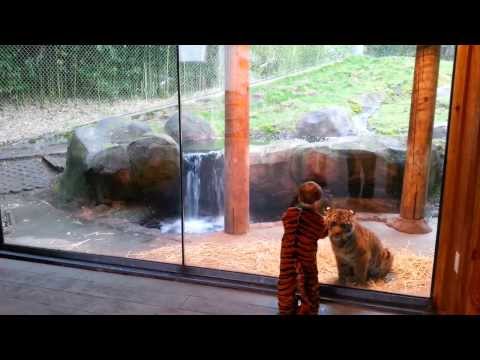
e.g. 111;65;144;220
159;150;225;234
185;153;202;218
351;93;383;135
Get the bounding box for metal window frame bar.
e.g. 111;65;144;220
176;45;186;266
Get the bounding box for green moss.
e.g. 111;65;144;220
52;179;61;193
147;121;166;135
103;143;119;149
347;99;363;114
64;131;73;141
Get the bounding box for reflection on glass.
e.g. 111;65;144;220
0;45;182;264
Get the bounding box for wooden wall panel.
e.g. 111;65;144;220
432;45;480;314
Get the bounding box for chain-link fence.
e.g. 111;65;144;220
364;45;456;60
250;45;355;82
0;45;357;105
0;45;179;104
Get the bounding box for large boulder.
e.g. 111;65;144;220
433;124;448;139
248;135;444;219
249;140;308;220
289;136;407;200
296;107;355;141
164;112;215;143
429;138;446;196
436;86;451;115
58;117;180;212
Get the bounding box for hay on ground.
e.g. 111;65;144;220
132;221;433;297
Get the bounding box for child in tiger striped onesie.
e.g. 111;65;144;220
277;181;329;315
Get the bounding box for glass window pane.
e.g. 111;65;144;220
1;45;455;301
0;45;183;264
150;44;452;299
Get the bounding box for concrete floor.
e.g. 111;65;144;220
0;258;397;315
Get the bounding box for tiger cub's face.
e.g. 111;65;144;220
324;207;356;242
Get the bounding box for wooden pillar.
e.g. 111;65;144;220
387;45;441;234
224;45;250;235
433;45;480;315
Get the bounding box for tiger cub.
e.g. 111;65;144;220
323;207;393;285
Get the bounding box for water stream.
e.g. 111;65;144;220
351;93;383;135
160;150;225;234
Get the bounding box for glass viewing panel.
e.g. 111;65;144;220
0;45;183;264
0;45;455;299
171;45;450;298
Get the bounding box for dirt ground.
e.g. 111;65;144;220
0;98;176;145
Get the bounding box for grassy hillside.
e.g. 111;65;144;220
189;55;453;139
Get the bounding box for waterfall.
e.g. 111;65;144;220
160;150;225;234
185;153;202;218
184;150;224;219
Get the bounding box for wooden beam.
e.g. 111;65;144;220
387;45;440;234
224;45;250;235
432;45;480;315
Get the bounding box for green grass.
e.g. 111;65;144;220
190;55;454;138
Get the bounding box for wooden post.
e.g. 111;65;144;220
433;45;480;314
224;45;250;235
388;45;441;234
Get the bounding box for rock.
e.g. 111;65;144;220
429;138;446;198
59;117;180;212
296;107;355;141
437;86;451;99
436;86;451;111
332;198;400;214
249;140;308;219
289;136;407;201
164;112;215;143
90;145;130;175
248;135;443;219
433;125;448;139
127;136;180;207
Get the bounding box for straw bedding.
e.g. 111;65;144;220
132;221;433;297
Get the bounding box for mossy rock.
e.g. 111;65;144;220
58;117;180;212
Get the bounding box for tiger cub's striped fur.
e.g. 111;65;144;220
324;208;393;285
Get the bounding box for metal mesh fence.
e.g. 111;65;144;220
0;45;357;105
250;45;355;82
0;45;179;104
365;45;456;60
0;45;456;106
